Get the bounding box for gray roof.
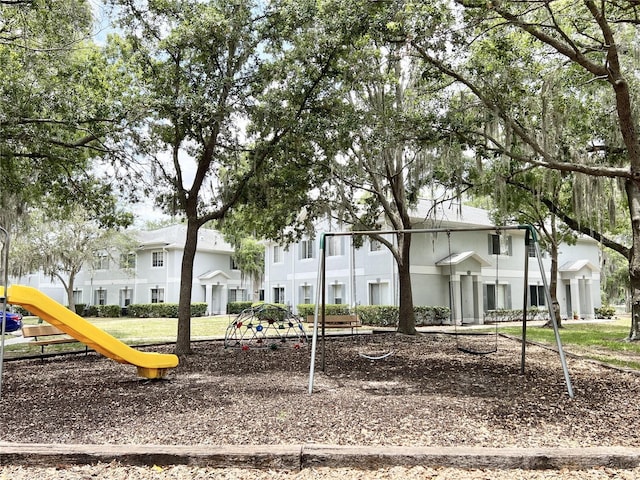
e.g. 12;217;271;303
136;224;234;253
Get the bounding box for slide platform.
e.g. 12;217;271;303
1;285;179;379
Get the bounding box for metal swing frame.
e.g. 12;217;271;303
308;225;574;399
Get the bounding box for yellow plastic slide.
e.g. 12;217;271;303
2;285;178;379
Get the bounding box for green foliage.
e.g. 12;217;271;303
127;303;207;318
594;306;616;319
227;302;253;315
297;304;450;326
355;305;451;327
0;0;134;230
483;308;550;323
97;305;122;318
297;304;351;317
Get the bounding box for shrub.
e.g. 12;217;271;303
83;305;99;317
97;304;121;318
74;304;86;316
483;308;549;324
126;303;208;318
595;305;615;319
296;304;450;327
191;303;207;317
13;305;30;317
297;304;351;318
355;305;397;327
227;302;252;315
414;306;451;326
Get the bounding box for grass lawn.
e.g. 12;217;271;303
499;317;640;370
3;314;233;357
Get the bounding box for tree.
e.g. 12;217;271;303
231;238;265;302
109;0;363;354
0;0;135;231
9;208;134;312
409;0;640;338
317;32;463;334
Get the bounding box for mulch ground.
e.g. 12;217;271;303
1;332;639;478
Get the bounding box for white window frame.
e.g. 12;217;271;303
273;245;283;264
327;236;344;257
94;288;107;306
120;252;136;269
300;284;313;304
300;240;314;260
152;250;165;268
273;286;285;304
369;238;383;252
95;253;109;270
330;283;343;305
489;234;512;256
151;287;165;304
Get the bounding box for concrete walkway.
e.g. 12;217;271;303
1;443;640;470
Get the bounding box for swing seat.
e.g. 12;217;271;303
455;332;498;355
359;350;395;360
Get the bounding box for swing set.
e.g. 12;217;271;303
307;224;574;398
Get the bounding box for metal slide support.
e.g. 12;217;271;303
308;234;326;394
529;226;575;399
0;226;10;399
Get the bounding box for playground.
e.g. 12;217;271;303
1;330;640;478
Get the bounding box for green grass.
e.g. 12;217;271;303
499;317;640;369
3;315;233;357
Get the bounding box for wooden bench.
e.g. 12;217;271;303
22;324;85;356
306;314;362;334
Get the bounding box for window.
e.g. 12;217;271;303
120;253;136;269
330;283;343;304
94;288;106;306
369;238;383;252
151;288;164;304
230;257;239;270
73;290;83;305
273;245;283;264
300;285;313;304
300;239;314;259
369;283;382;305
152;250;164;267
488;234;512;256
484;283;511;311
228;288;246;303
273;286;285;304
528;243;545;258
120;288;132;307
530;285;546;307
327;236;343;257
95;253;109;270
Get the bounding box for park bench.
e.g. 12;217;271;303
21;324;86;356
306;314;362;335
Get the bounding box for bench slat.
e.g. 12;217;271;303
22;325;65;337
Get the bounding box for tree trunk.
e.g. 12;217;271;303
175;218;200;355
396;232;416;335
626;180;640;340
543;220;563;328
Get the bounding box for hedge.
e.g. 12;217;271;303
483;307;550;323
227;302;253;314
296;304;450;327
126;302;207;318
297;304;351;317
594;305;616;319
